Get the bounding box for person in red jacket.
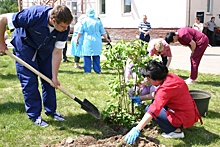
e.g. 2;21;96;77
125;60;202;145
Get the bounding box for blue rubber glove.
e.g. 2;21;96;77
124;127;140;144
130;96;141;104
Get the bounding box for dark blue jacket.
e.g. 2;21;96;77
11;5;69;61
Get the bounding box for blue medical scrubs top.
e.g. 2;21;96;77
79;17;106;56
70;22;83;57
11;5;70;61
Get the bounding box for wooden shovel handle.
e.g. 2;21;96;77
5;50;77;100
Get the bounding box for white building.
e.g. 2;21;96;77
84;0;220;28
19;0;220;41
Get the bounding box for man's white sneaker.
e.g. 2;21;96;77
46;112;65;121
32;116;48;127
161;132;185;138
184;78;195;85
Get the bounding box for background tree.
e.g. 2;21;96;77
0;0;18;14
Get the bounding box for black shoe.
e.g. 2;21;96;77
62;59;70;62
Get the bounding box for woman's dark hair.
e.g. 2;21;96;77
142;60;168;80
165;32;176;44
196;17;200;21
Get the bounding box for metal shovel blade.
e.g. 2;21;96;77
74;97;101;119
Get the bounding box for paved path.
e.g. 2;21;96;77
66;44;220;74
169;45;220;74
6;38;220;74
8;39;216;75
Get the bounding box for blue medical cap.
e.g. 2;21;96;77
86;8;95;17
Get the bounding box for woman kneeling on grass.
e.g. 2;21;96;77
125;60;202;145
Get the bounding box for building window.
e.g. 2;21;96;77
99;0;106;14
124;0;131;13
207;0;213;13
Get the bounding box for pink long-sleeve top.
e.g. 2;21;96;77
147;38;172;57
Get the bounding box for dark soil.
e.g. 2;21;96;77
42;121;166;147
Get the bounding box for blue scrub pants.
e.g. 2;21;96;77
15;51;56;120
83;56;101;73
145;105;177;133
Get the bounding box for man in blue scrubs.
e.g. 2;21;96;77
0;5;73;127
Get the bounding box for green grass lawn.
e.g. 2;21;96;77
0;52;220;147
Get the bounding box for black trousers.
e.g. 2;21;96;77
74;56;80;63
207;29;214;45
62;43;68;60
161;56;168;66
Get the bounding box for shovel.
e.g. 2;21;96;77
5;50;101;119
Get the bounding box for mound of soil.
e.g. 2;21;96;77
43;122;165;147
56;135;164;147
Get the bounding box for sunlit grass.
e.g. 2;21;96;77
0;52;220;146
